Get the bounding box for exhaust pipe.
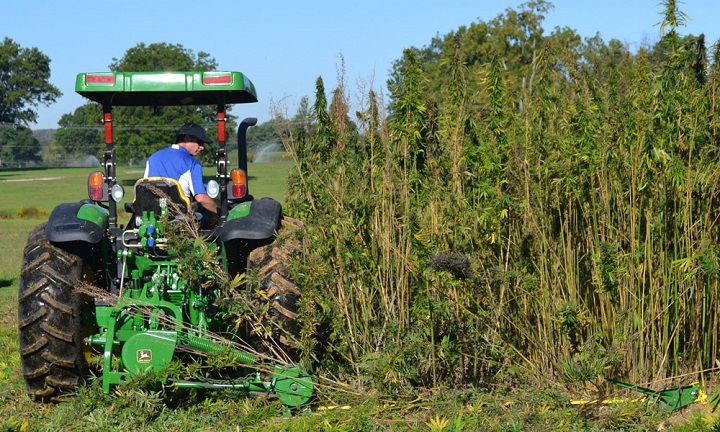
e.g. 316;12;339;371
237;117;257;197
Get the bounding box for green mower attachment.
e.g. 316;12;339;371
604;378;701;411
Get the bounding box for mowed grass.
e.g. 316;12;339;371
0;219;39;288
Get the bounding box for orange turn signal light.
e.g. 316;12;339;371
88;171;107;201
89;171;104;187
231;169;246;184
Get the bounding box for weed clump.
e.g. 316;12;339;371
428;253;472;279
16;207;49;219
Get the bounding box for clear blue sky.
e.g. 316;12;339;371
3;0;719;130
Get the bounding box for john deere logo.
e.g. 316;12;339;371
137;349;152;363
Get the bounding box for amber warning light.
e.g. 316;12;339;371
88;171;107;201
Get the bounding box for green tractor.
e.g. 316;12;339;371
17;71;312;407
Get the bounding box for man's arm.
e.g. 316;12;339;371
194;193;218;214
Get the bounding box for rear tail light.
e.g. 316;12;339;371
230;169;247;199
203;72;232;85
88;171;108;201
85;74;115;85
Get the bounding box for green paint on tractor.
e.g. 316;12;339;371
77;203;109;227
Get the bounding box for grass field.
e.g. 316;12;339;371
0;163;291;215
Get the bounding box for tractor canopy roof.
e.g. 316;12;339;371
75;71;257;107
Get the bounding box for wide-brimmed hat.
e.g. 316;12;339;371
177;122;212;144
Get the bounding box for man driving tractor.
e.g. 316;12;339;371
144;122;219;214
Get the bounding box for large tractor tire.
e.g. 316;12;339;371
247;216;304;357
18;224;89;401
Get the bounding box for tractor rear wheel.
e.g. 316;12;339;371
18;224;89;401
247;216;303;357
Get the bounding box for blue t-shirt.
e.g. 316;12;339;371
144;144;207;198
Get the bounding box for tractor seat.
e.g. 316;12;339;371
130;177;192;217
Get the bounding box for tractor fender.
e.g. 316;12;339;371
218;197;282;242
46;200;109;244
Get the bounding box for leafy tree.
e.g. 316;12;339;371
0;126;41;164
109;42;216;72
53;103;103;159
387;0;581;117
113;43;221;164
0;37;61;126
